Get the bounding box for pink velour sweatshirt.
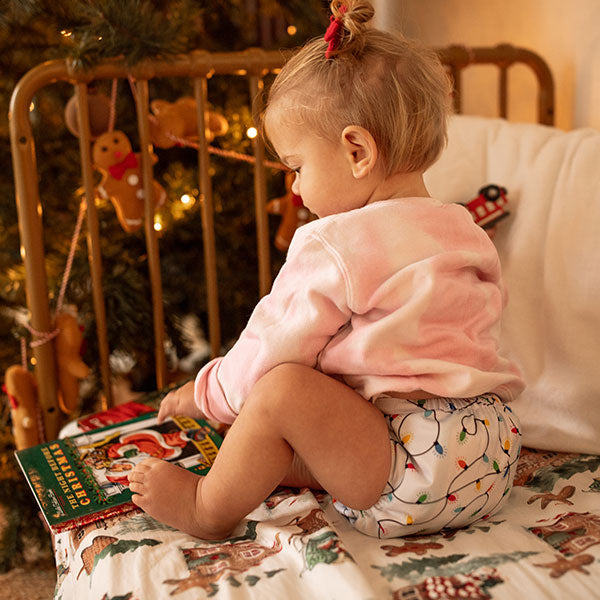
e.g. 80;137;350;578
195;198;524;423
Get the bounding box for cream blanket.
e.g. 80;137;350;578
425;115;600;454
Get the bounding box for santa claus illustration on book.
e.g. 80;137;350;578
77;420;208;493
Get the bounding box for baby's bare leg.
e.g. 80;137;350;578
129;363;391;539
280;452;323;489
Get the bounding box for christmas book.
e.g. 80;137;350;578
15;412;222;533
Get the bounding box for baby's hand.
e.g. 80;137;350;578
157;380;203;423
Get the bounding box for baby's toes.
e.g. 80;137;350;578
137;456;162;469
130;487;147;508
128;457;158;485
128;466;143;483
130;457;160;476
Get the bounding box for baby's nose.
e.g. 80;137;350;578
291;174;300;195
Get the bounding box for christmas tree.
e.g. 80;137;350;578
0;0;326;571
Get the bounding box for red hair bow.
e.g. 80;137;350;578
324;5;347;59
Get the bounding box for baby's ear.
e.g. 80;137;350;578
341;126;378;179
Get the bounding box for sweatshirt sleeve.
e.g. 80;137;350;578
194;229;351;423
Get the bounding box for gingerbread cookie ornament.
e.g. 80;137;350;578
4;365;41;450
92;130;167;233
54;312;91;415
149;99;187;148
267;172;312;251
149;97;228;148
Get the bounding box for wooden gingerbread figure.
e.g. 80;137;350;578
4;365;41;450
54;312;91;415
266;172;312;252
92;130;167;233
149;97;229;148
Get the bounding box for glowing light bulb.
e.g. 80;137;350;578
180;194;192;205
246;127;258;139
287;25;297;35
154;220;163;232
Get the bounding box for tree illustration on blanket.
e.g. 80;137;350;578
372;550;538;583
78;536;160;578
514;450;600;492
304;530;353;571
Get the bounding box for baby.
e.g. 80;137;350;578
129;0;524;540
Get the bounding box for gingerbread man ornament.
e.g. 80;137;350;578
267;172;312;252
149;97;228;148
54;312;91;415
92;130;167;233
4;365;41;450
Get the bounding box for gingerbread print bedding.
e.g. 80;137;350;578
53;447;600;599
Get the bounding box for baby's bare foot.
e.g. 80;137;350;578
128;457;233;539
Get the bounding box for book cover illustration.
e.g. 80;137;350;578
76;400;155;432
16;413;221;532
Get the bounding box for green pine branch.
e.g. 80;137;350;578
1;0;206;68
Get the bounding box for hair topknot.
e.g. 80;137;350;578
329;0;375;58
260;0;451;176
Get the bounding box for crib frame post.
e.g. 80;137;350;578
194;75;221;358
9;61;65;440
134;79;168;390
75;82;113;409
249;74;272;297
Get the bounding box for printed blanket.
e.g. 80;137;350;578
53;447;600;599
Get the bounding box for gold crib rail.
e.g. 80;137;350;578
439;44;555;125
9;45;554;440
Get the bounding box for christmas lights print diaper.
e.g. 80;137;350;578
52;443;600;600
333;394;522;538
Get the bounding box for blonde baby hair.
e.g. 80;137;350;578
262;0;452;176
